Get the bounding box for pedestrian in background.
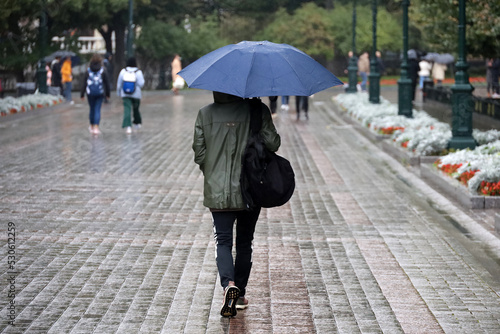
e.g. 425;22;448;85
61;56;73;103
80;54;111;135
192;92;280;317
487;58;500;98
357;52;370;91
407;50;419;101
281;96;289;111
116;57;145;134
171;54;184;95
376;51;385;76
432;62;447;86
295;95;309;120
103;52;114;91
269;96;278;118
418;58;432;89
51;56;62;95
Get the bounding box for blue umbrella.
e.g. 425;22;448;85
178;41;343;98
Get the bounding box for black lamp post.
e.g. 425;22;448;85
368;0;380;103
346;0;358;94
448;0;476;150
36;0;48;94
126;0;134;58
397;0;412;117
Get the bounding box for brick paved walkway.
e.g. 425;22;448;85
1;89;500;333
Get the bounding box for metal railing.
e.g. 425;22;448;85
423;82;500;121
51;35;115;54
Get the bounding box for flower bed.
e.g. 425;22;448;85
334;92;500;197
0;94;64;116
335;92;453;156
435;141;500;196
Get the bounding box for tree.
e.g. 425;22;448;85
46;0;150;75
410;0;500;57
258;3;402;61
0;0;42;79
258;4;335;60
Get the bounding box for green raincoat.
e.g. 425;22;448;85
193;92;281;210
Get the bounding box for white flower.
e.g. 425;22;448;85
334;93;500;195
0;93;62;114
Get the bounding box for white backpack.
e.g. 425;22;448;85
122;68;138;94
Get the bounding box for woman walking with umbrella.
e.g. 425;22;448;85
181;41;342;317
193;92;280;317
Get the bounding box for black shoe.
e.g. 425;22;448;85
220;285;240;317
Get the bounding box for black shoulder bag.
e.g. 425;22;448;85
240;99;295;210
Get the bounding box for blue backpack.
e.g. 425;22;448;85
122;68;138;94
86;68;104;96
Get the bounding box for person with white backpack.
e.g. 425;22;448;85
80;54;111;135
116;57;145;134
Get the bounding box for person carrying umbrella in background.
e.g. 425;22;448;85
432;62;447;86
61;56;73;103
431;53;453;86
408;49;419;101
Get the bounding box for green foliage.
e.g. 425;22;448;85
0;0;40;71
258;4;335;60
410;0;500;57
258;3;402;60
135;15;228;62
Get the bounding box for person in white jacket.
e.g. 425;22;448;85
418;59;432;89
116;57;145;134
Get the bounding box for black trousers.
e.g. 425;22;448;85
295;96;309;114
212;208;261;297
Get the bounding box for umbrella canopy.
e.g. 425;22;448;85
178;41;343;98
423;52;440;62
435;53;454;64
44;50;76;63
408;49;418;60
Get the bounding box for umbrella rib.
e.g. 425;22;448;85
276;50;311;95
243;45;259;97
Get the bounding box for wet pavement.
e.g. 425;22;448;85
1;88;500;333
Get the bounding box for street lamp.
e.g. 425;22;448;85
398;0;412;117
346;0;358;94
126;0;134;59
448;0;476;150
368;0;380;104
36;0;48;94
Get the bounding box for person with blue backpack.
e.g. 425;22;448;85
116;57;145;134
80;54;111;135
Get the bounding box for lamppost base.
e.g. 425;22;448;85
369;72;380;103
449;82;476;150
448;137;476;150
397;78;413;117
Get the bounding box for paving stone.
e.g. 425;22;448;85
0;90;499;333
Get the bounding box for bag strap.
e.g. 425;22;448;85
125;68;139;73
249;98;263;135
